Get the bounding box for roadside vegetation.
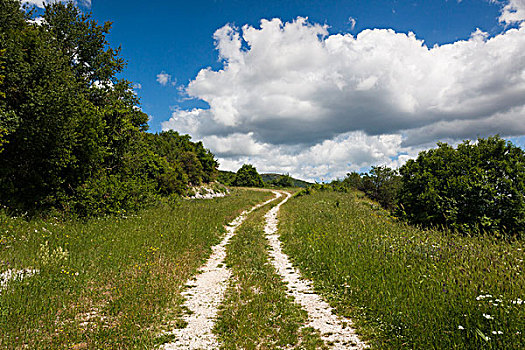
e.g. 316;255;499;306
215;195;325;349
279;190;525;349
0;189;272;349
319;136;525;237
0;1;218;218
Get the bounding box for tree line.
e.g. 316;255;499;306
308;136;525;238
218;164;302;188
0;1;217;216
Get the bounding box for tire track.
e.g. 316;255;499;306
264;191;367;349
161;193;279;349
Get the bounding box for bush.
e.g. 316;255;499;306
359;166;401;210
270;174;294;187
72;173;157;217
232;164;264;187
398;136;525;236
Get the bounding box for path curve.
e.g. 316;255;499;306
264;191;367;349
162;192;280;350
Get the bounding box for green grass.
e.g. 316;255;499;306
279;190;525;349
215;194;326;350
0;189;272;349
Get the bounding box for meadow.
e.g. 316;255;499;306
279;190;525;349
0;189;272;349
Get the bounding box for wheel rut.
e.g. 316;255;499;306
161;193;279;349
162;190;366;349
264;191;367;349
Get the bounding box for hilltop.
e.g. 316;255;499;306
217;170;312;188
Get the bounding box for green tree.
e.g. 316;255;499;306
360;166;401;210
398;136;525;236
42;2;124;86
233;164;264;187
271;174;294;187
0;1;144;213
0;2;106;210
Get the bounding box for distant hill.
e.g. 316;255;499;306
218;170;312;188
261;173;312;188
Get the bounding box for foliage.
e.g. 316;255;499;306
0;1;219;216
261;173;311;188
71;173;157;217
232;164;264;187
217;170;236;186
142;131;218;185
279;190;525;350
269;174;294;187
301;166;401;210
359;166;401;210
398;136;525;236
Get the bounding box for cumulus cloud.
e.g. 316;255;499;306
203;131;419;182
133;83;142;90
163;11;525;180
498;0;525;24
156;72;174;86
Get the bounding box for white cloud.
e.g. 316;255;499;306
156;72;174;86
27;16;45;25
163;14;525;180
20;0;91;8
498;0;525;24
348;17;357;31
205;131;419;182
133;83;142;90
21;0;46;8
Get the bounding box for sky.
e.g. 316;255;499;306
22;0;525;181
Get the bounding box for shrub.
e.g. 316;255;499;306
359;166;401;210
232;164;264;187
72;173;157;217
397;136;525;236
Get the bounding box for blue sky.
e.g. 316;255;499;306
90;0;505;131
23;0;525;181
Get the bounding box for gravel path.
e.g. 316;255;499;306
264;191;367;349
161;193;279;349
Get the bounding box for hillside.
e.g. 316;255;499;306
218;170;312;188
260;173;312;188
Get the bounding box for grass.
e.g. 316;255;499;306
215;193;326;349
278;190;525;349
0;188;272;349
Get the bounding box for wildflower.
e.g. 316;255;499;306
492;331;503;335
483;313;493;319
458;325;465;330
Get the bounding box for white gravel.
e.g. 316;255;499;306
161;193;279;349
264;191;367;349
0;268;38;291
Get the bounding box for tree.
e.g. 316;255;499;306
360;166;401;210
398;136;525;236
42;2;124;87
271;174;294;187
0;1;142;212
233;164;264;187
0;2;106;209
